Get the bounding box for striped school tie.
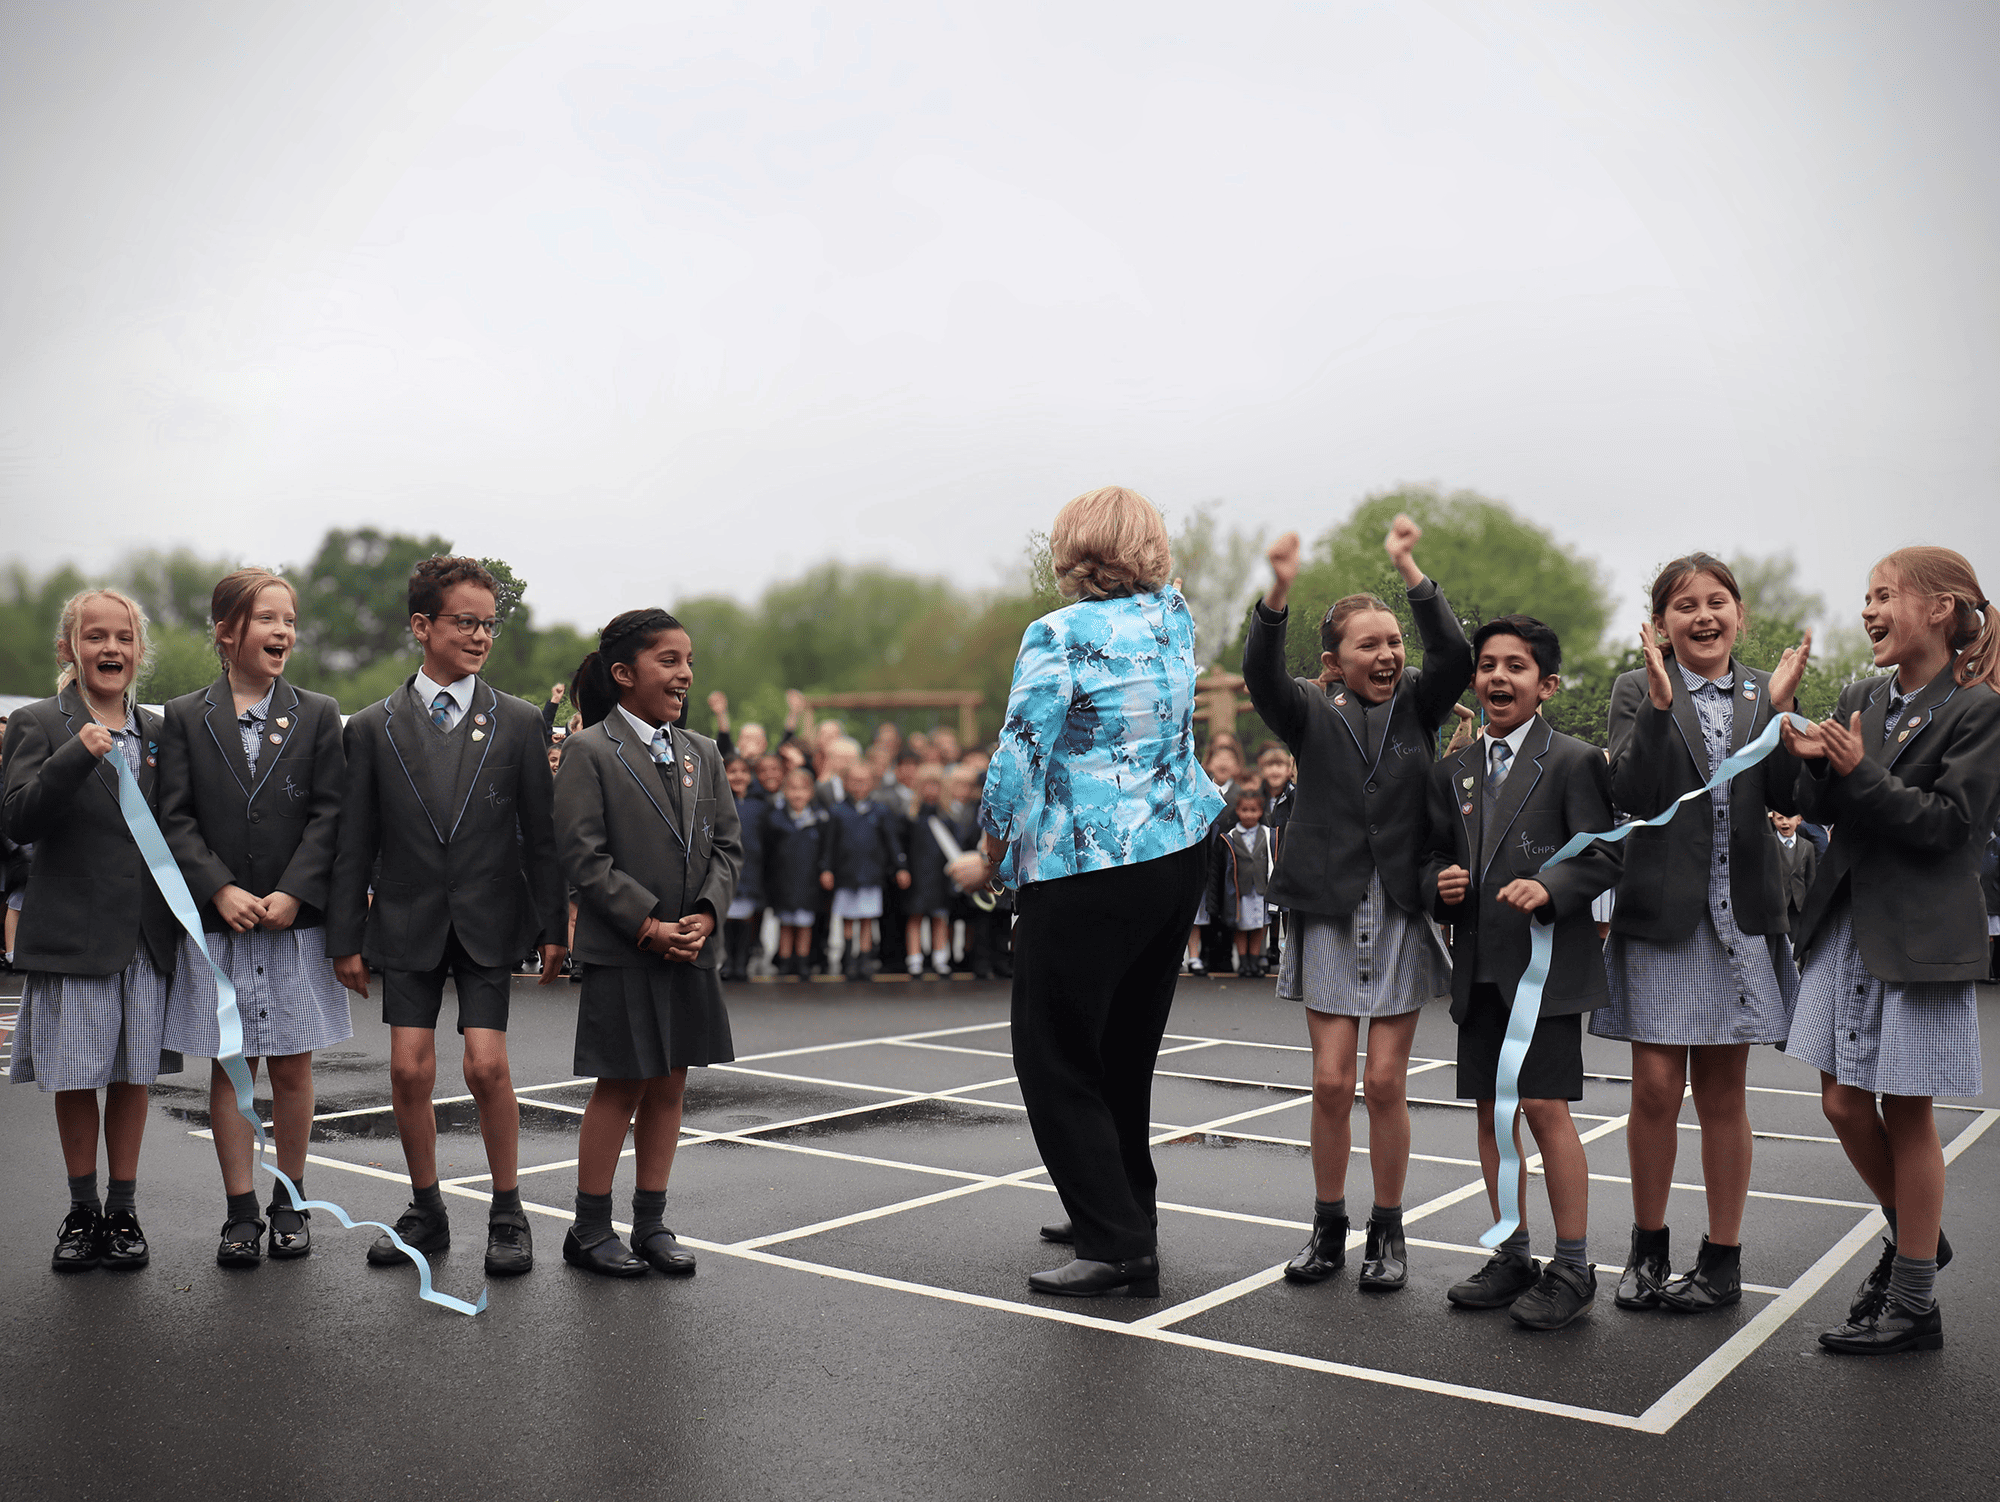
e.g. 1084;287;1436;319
430;691;455;730
1487;739;1513;795
650;728;671;764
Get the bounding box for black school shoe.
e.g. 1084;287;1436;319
485;1211;534;1276
97;1209;150;1270
216;1217;265;1268
1819;1293;1943;1355
52;1206;101;1273
266;1201;312;1260
1615;1224;1670;1310
1654;1236;1740;1313
1508;1260;1596;1330
634;1228;697;1276
365;1204;449;1266
1848;1229;1953;1320
1283;1215;1349;1284
1358;1217;1408;1291
561;1227;647;1278
1446;1250;1540;1309
1028;1255;1160;1298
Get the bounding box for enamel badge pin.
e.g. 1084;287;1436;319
1908;715;1923;727
275;717;289;729
1898;730;1910;742
474;713;488;727
268;732;283;745
1460;801;1473;815
471;729;485;741
1461;775;1475;791
1333;693;1347;706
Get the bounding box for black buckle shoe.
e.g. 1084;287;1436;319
1508;1260;1597;1330
484;1212;534;1276
1283;1215;1348;1284
1654;1235;1741;1313
1615;1225;1671;1310
1446;1250;1540;1309
52;1206;101;1273
635;1228;697;1276
366;1204;449;1266
1028;1255;1160;1298
217;1217;266;1268
562;1227;648;1278
1819;1294;1943;1355
266;1200;312;1260
97;1209;150;1270
1358;1217;1407;1291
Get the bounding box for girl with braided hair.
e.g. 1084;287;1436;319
552;609;742;1278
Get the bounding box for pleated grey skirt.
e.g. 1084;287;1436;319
1277;869;1451;1018
574;962;735;1079
10;952;181;1092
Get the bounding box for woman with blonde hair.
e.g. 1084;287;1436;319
951;485;1223;1298
3;589;183;1273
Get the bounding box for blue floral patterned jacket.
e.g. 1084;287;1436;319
979;587;1224;886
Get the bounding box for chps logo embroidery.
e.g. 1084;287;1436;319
1515;828;1559;860
483;781;514;811
282;773;305;803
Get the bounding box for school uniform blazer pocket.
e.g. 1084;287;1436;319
692;794;717;857
473;762;518;819
267;752;316;818
22;876;91;952
1497;815;1568;881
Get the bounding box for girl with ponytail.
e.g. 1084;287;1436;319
1780;546;2000;1355
551;609;743;1278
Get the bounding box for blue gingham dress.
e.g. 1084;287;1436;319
1785;692;1982;1097
9;717;181;1092
160;688;352;1059
1594;664;1797;1046
1278;867;1451;1018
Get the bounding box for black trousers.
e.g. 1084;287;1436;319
1011;842;1207;1263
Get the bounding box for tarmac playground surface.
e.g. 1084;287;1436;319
3;971;1997;1502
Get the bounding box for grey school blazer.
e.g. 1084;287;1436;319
157;675;344;932
326;676;565;971
1791;667;2000;983
1421;716;1623;1020
1605;658;1798;943
0;687;178;976
554;715;742;970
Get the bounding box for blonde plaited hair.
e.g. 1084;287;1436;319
53;587;155;698
1050;486;1173;601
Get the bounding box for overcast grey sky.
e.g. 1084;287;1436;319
3;0;1995;638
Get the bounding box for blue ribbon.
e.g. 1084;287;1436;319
1480;709;1807;1250
108;748;486;1315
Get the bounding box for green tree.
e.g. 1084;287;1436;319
291;528;454;680
0;562;88;695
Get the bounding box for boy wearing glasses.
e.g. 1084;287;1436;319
329;556;567;1277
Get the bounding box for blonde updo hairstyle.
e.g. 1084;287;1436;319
53;587;155;697
1050;486;1173;601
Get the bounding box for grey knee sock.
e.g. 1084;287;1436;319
412;1181;446;1218
105;1178;136;1214
489;1186;523;1221
573;1189;614;1238
1314;1197;1348;1225
225;1190;261;1227
1883;1205;1898;1238
67;1172;101;1212
1554;1235;1588;1271
1501;1225;1530;1259
1371;1203;1403;1228
632;1188;668;1243
1888;1254;1937;1312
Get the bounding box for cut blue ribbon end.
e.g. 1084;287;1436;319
110;751;487;1316
1478;711;1809;1250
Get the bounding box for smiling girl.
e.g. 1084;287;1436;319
2;589;181;1274
1780;547;2000;1354
157;568;349;1268
1240;515;1472;1291
1591;554;1812;1317
553;609;742;1278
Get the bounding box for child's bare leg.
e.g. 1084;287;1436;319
576;1078;647;1196
905;916;923;957
210;1057;264;1195
1474;1099;1531;1228
266;1051;315;1185
1879;1095;1945;1260
858;918;874;955
1306;1011;1359;1201
1360;1011;1420;1208
1626;1041;1686;1232
1524;1098;1588;1242
1687;1044;1752;1244
632;1070;689;1193
1247;929;1265;956
461;1027;519;1194
1820;1076;1897;1206
54;1088;103;1178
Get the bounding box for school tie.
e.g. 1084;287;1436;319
430;690;455;730
1882;692;1910;745
1486;739;1513;795
650;728;671;764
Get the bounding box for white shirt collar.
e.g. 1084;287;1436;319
617;702;670;753
1675;658;1735;694
414;668;476;715
1487;715;1537;762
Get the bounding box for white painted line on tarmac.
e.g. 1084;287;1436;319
733;1019;1009;1064
1632;1107;2000;1436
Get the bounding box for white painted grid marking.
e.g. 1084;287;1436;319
186;1011;1998;1434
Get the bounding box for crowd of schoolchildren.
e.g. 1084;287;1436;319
5;532;2000;1361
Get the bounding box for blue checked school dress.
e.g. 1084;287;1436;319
1785;685;1982;1098
1594;663;1798;1046
162;686;352;1059
10;718;180;1093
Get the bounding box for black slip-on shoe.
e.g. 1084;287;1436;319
562;1227;648;1278
1358;1217;1407;1291
1615;1224;1670;1310
635;1228;697;1276
1283;1216;1348;1284
1028;1255;1160;1298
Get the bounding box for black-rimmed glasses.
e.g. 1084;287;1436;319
426;613;504;639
